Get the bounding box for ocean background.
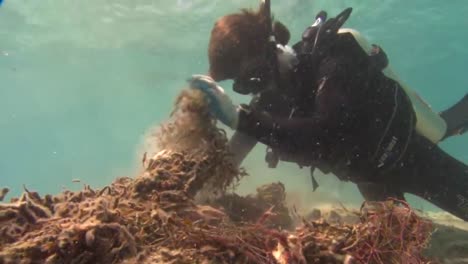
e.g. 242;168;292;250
0;0;467;213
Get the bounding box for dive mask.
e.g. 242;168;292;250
232;0;280;95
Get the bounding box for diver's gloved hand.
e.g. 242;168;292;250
187;75;239;129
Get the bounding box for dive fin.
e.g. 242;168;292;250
440;93;468;140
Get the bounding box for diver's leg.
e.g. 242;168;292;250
236;107;332;151
399;135;468;221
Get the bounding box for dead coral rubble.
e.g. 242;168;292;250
0;173;435;264
214;182;293;230
0;89;436;264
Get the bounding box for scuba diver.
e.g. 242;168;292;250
188;0;468;220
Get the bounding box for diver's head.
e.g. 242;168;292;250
208;0;290;95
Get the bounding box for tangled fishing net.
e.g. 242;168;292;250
0;88;438;264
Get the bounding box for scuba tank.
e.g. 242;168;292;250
338;28;448;143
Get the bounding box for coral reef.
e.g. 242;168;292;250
0;89;438;264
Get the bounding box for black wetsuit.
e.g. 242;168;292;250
232;31;468;221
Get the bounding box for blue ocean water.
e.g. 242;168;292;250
0;0;466;212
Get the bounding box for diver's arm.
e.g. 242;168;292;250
236;108;334;149
236;77;348;148
227;91;277;167
187;74;346;149
228;131;258;168
187;75;259;167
